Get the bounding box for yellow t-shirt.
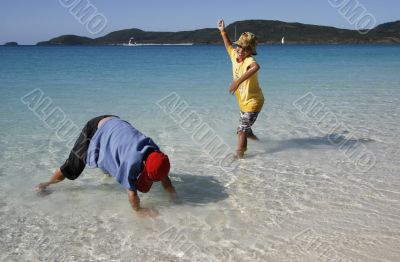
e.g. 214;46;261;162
228;45;264;112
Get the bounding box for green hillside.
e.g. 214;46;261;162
36;19;400;45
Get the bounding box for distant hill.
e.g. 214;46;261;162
36;20;400;45
369;21;400;43
4;42;18;46
38;35;93;45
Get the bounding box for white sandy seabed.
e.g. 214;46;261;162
1;92;400;262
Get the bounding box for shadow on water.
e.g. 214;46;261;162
170;173;229;205
262;133;375;154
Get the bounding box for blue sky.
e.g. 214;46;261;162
1;0;399;44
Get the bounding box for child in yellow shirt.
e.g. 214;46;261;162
218;19;264;158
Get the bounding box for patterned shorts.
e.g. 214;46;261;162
237;112;259;134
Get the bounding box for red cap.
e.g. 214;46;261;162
135;151;170;193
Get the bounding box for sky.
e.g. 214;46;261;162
1;0;399;44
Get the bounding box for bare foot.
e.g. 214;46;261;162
36;182;49;192
36;183;52;196
247;131;259;141
236;148;247;159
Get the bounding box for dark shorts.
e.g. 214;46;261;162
237;112;259;134
60;115;117;180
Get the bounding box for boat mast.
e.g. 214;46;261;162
235;24;237;40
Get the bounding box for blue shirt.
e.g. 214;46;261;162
86;118;159;190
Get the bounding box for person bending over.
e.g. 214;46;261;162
37;115;176;217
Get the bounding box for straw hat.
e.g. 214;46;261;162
234;32;258;55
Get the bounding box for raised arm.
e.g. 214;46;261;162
218;19;233;53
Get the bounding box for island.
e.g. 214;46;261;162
4;42;18;46
36;19;400;46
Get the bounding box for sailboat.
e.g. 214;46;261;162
281;37;285;45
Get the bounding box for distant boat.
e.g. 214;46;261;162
281;37;285;45
128;37;136;46
121;37;137;46
122;36;194;46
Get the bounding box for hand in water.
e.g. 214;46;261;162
169;192;182;204
137;207;159;219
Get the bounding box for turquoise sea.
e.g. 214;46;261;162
1;45;399;261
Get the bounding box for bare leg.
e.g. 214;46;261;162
36;168;65;191
237;131;247;159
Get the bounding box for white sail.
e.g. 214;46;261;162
281;37;285;45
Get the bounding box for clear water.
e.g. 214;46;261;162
0;45;399;261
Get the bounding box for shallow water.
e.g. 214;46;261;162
0;45;399;261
